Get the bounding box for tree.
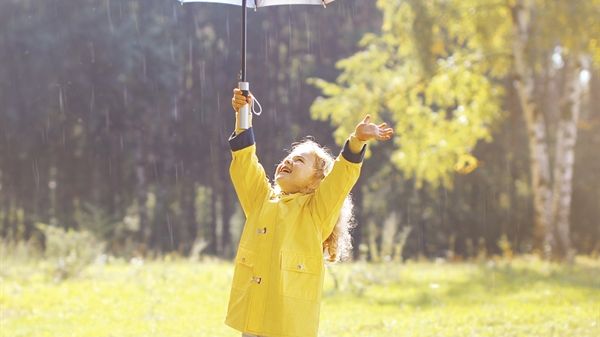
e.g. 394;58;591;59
509;0;598;261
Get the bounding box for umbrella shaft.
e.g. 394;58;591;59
241;0;247;81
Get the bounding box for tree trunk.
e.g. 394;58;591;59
510;1;554;256
550;56;584;262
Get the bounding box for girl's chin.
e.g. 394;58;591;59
275;173;289;181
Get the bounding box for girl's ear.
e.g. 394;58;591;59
308;172;324;191
308;175;323;192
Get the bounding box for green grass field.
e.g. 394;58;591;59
1;256;598;337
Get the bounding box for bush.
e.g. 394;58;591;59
36;223;106;281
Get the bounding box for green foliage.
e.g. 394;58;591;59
311;0;600;189
0;238;44;262
1;258;598;336
533;0;600;66
35;223;106;281
310;0;505;188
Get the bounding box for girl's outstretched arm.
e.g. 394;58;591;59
228;89;271;218
310;115;394;239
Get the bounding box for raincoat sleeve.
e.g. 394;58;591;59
310;135;367;239
229;127;271;218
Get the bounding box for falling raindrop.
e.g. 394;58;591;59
133;3;140;34
264;32;269;64
88;42;95;63
32;159;40;188
170;40;175;63
226;11;230;44
288;9;293;56
188;38;193;74
123;85;128;107
216;92;221;117
172;2;178;22
90;86;95;114
142;54;147;81
105;108;110;131
172;97;179;121
199;61;206;89
304;12;311;53
106;0;115;34
59;87;65;115
166;213;175;249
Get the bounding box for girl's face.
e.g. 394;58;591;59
275;150;319;194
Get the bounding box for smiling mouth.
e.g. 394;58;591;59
279;166;292;174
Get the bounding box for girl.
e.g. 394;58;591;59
225;88;393;337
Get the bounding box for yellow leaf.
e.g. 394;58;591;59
455;153;480;174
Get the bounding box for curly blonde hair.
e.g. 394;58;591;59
277;139;357;263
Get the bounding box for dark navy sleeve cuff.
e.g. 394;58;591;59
229;128;255;151
340;140;366;163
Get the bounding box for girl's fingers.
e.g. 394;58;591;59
377;129;393;140
362;115;371;124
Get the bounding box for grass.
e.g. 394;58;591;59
1;256;598;337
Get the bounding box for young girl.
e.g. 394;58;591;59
225;88;393;337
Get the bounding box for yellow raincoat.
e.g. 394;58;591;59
225;128;366;337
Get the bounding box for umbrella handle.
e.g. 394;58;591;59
238;81;250;129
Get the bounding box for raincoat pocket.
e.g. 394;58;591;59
279;251;322;301
232;246;255;290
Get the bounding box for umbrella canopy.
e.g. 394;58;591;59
179;0;335;8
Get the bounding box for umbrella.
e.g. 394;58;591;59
179;0;335;128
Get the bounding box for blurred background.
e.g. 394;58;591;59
1;0;599;263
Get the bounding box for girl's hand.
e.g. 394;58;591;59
231;88;253;112
354;115;394;141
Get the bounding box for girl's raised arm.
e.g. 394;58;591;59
310;115;393;239
229;89;271;218
309;134;366;240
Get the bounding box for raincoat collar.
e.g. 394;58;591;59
271;190;311;202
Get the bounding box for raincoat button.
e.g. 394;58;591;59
257;227;267;234
252;276;262;284
297;264;304;270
